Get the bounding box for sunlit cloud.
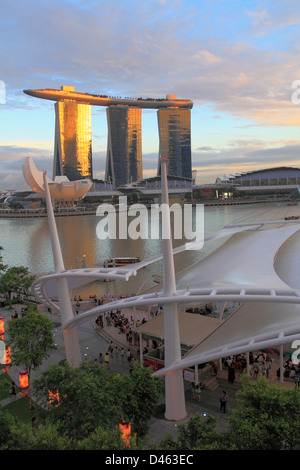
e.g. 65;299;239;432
1;0;300;188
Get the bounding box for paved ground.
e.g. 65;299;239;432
0;300;295;447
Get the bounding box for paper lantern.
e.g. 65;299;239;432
19;370;28;389
0;317;4;335
49;389;60;408
4;344;11;365
119;420;131;447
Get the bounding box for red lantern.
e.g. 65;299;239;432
119;420;131;447
49;388;60;408
0;317;4;335
4;344;11;365
19;370;28;389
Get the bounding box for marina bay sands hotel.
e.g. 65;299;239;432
24;86;193;187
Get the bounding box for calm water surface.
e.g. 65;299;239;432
0;202;295;298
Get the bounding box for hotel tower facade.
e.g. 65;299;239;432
53;87;93;181
105;105;142;187
157;106;192;179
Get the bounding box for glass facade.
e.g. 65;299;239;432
105;106;143;187
157;108;192;179
53;101;92;181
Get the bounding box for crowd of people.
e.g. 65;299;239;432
222;351;274;382
97;341;135;371
221;350;300;386
278;358;300;384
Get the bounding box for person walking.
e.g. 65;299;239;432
253;360;260;379
228;363;235;383
104;352;110;369
219;390;228;413
109;341;114;357
196;383;202;402
191;382;197;399
10;381;17;399
98;352;104;365
121;347;125;363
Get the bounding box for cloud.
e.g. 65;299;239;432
1;0;300;188
1;0;299;124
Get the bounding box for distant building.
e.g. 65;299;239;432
24;87;193;186
53;89;93;181
23;157;92;204
216;167;300;187
157;104;192;179
105;106;143;187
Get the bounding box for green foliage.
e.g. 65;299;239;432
6;305;57;408
30;423;74;450
227;374;300;450
0;407;33;450
159;413;221;450
119;362;162;440
0;266;35;306
0;246;7;273
76;426;125;450
34;361;126;440
6;305;56;371
33;361;161;446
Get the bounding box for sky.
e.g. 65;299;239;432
1;0;300;190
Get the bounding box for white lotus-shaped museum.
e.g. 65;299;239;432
23;157;92;201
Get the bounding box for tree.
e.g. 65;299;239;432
0;246;7;273
0;407;33;450
30;423;74;450
76;426;125;450
33;361;161;446
226;374;300;450
159;413;221;450
0;266;35;307
6;305;57;409
33;361;126;441
119;362;162;443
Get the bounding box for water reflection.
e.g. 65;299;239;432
0;202;292;298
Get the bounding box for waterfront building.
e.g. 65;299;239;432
53;91;92;181
23;156;92;204
105;106;142;187
216;167;300;186
157;105;192;179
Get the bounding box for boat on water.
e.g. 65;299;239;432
103;257;141;268
284;216;299;220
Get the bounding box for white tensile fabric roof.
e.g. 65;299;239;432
175;223;300;292
142;223;300;375
136;311;220;347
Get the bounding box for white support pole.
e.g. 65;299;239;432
161;159;187;421
43;172;82;367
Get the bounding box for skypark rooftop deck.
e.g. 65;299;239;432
23;87;193;109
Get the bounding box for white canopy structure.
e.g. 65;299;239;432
34;140;300;421
32;167;300;419
153;223;300;376
33;220;300;366
136;311;220;348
